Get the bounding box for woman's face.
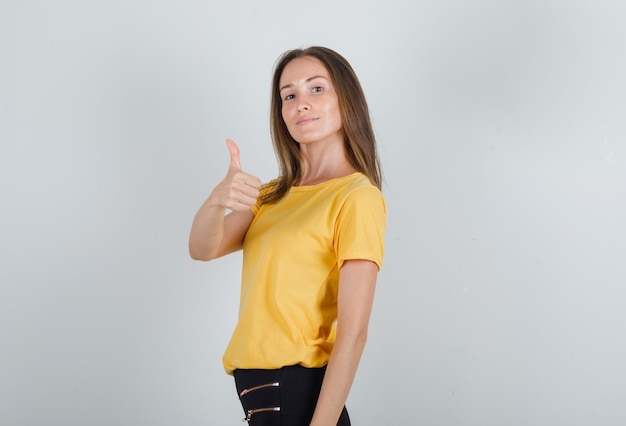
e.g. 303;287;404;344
278;56;343;146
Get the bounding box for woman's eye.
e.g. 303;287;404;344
312;86;323;93
284;94;295;101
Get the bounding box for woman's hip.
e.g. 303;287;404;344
233;364;350;425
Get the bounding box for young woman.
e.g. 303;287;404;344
189;46;386;425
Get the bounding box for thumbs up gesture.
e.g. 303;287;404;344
210;139;262;211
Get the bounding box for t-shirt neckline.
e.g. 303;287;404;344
290;172;362;192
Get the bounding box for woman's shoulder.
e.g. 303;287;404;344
337;172;382;194
325;173;385;211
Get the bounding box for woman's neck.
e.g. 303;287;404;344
297;140;356;186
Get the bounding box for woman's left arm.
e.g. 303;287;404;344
309;259;379;426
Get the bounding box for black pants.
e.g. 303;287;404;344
233;365;351;425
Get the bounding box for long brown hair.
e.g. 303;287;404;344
262;46;382;204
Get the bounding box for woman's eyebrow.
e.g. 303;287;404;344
279;75;328;93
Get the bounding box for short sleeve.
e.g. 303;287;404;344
334;186;386;270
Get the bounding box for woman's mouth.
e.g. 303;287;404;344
297;116;318;125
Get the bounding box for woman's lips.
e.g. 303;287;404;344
297;116;318;125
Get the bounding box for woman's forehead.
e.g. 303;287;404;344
279;57;330;88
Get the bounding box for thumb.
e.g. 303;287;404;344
226;138;241;170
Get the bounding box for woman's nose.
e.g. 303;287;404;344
297;98;310;112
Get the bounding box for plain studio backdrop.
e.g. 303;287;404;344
1;0;625;425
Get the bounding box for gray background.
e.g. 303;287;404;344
1;0;625;425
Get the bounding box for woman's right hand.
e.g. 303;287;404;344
208;139;262;211
188;139;261;261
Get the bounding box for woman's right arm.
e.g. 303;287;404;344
188;139;261;261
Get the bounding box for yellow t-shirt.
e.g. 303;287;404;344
222;172;386;374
